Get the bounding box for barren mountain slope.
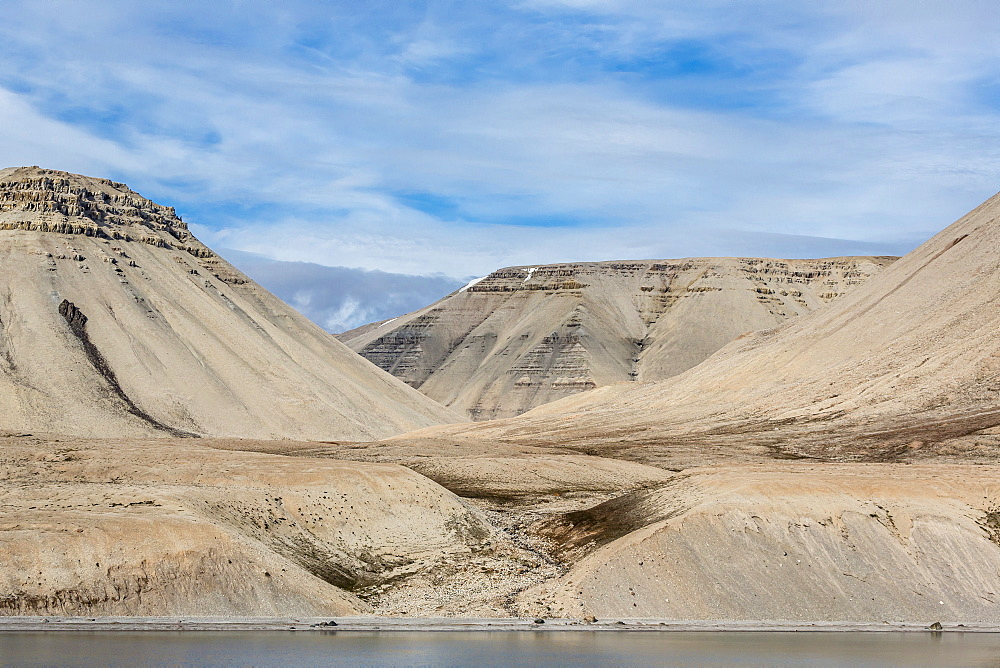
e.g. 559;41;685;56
0;167;460;440
392;190;1000;461
195;435;1000;623
0;435;532;617
357;188;1000;624
518;464;1000;623
342;256;893;420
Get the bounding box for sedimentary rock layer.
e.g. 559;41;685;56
392;190;1000;462
342;256;893;420
0;167;460;440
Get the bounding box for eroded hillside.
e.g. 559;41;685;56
392;191;1000;463
0;167;460;440
2;167;998;625
342;256;894;420
7;433;997;624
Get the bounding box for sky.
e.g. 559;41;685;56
223;249;462;333
1;1;999;330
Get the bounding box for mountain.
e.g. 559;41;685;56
371;190;1000;623
2;168;999;623
0;166;460;440
395;190;1000;463
340;256;895;420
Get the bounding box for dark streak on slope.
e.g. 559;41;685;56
0;311;14;373
58;299;197;438
536;485;691;562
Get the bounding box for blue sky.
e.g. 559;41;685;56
1;1;999;328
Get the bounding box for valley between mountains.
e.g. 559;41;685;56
1;167;999;624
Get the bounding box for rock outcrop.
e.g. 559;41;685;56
361;189;1000;623
393;190;1000;463
341;256;894;420
0;166;461;440
0;167;208;253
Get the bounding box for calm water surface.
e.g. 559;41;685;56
2;631;999;667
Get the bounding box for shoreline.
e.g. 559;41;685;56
0;617;996;633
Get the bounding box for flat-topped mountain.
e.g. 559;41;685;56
2;168;998;623
364;192;1000;622
341;256;894;420
0;166;460;440
397;190;1000;463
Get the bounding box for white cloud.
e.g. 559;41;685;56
0;89;131;177
0;0;998;285
220;249;463;332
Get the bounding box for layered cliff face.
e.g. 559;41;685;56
341;256;894;420
361;190;1000;623
0;166;460;440
0;167;209;250
395;190;1000;463
2;165;998;623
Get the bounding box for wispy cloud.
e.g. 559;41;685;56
0;0;997;285
220;249;462;332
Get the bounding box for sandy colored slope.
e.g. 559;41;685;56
0;435;508;616
341;257;893;420
5;166;999;623
0;167;460;440
205;438;676;504
4;434;999;621
518;464;1000;623
198;438;1000;623
354;189;1000;621
393;191;1000;460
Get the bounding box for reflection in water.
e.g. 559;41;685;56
2;630;1000;667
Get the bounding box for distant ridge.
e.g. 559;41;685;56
0;166;461;440
341;255;894;420
397;189;1000;462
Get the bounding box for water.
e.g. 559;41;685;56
2;631;999;667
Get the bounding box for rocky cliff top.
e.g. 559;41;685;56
0;166;209;256
461;256;898;295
